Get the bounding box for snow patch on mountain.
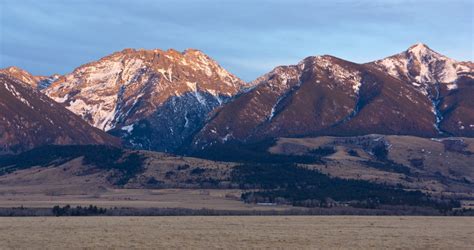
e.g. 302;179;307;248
88;60;123;82
353;81;362;93
193;91;207;106
53;94;69;103
186;81;197;92
268;103;278;121
313;56;363;95
121;124;134;133
4;81;33;109
447;83;458;90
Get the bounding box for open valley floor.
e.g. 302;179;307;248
1;216;473;249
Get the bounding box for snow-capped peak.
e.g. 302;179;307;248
368;43;473;135
42;47;246;153
0;66;43;88
408;43;433;55
371;43;472;87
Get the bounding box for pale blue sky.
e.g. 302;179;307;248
1;0;473;81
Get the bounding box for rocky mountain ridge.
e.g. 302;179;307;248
194;43;473;149
0;74;120;154
2;43;472;153
43;48;246;151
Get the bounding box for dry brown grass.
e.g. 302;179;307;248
1;135;472;211
0;188;297;211
0;216;472;249
270;135;474;199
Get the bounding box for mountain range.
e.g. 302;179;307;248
195;43;474;148
1;43;473;214
1;43;473;154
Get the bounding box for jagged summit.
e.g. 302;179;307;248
406;43;449;63
183;48;206;54
406;43;452;65
119;47;205;55
408;42;432;51
0;66;60;90
0;66;43;88
370;43;471;86
3;66;23;72
43;47;246;152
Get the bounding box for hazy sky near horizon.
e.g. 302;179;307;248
1;0;473;81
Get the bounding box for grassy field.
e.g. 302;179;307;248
270;135;474;199
0;188;299;211
0;216;472;249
